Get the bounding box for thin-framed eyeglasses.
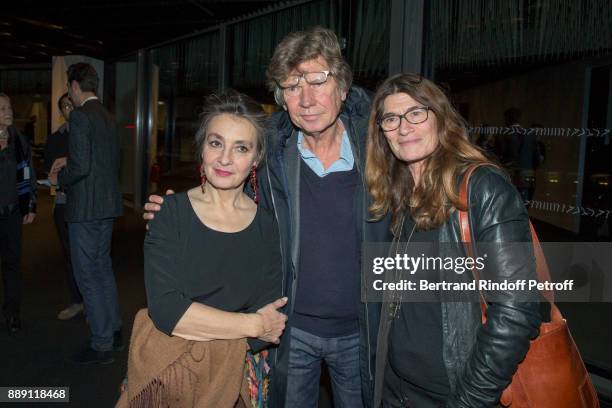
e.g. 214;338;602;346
278;71;332;91
378;107;431;131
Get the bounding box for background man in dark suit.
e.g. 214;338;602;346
50;62;123;364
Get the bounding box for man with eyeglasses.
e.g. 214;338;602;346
44;93;84;321
260;26;384;408
144;27;386;407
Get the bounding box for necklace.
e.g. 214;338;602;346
390;212;416;319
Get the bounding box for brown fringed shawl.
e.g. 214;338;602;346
116;309;249;408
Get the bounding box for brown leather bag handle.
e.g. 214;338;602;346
458;163;563;323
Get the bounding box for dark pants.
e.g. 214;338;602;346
285;326;363;408
382;360;446;408
0;207;22;317
69;219;121;351
53;204;82;304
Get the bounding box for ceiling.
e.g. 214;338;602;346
0;0;279;65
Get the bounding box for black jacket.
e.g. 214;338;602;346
258;86;390;408
0;126;37;214
58;99;123;222
372;166;542;408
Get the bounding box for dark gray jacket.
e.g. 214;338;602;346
0;126;37;214
258;86;390;408
373;166;542;408
58;99;123;222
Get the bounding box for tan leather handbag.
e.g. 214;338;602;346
458;164;599;408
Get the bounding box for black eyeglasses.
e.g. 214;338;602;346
378;107;431;131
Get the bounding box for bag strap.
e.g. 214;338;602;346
458;163;563;323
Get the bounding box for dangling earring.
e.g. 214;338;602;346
250;166;258;204
200;164;207;194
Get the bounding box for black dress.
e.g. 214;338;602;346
144;192;283;351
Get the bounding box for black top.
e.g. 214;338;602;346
144;192;282;352
44;125;69;173
0;127;36;212
44;126;69;202
292;160;360;337
388;218;450;400
0;131;17;207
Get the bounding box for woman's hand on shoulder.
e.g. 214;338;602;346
252;297;288;344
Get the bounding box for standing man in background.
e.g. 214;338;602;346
50;63;123;364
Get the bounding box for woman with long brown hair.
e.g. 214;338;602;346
365;73;542;407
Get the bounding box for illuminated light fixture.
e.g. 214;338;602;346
16;17;64;30
548;179;559;183
0;32;13;36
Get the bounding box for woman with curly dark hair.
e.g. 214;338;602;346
119;91;287;408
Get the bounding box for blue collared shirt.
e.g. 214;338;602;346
297;130;354;177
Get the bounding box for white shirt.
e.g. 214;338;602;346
80;96;99;106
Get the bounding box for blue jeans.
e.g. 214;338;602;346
69;219;121;351
285;326;363;408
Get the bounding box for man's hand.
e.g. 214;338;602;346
23;213;35;224
255;297;288;344
143;189;174;228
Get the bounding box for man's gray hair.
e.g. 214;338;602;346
266;27;353;107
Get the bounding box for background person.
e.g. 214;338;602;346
50;63;124;364
0;92;36;334
44;93;83;320
365;73;542;407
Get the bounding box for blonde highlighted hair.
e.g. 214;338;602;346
366;73;494;234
